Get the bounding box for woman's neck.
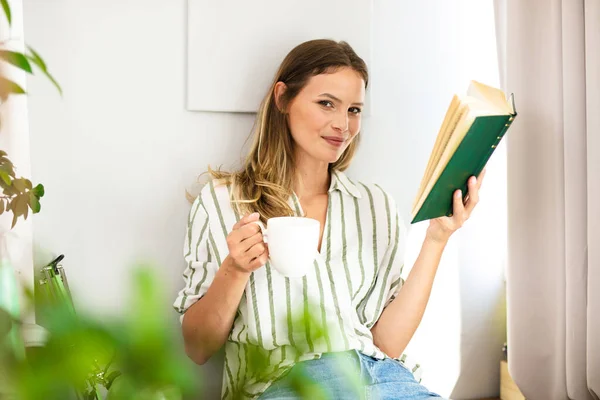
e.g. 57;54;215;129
294;155;330;198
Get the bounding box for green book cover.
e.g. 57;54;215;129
411;93;516;224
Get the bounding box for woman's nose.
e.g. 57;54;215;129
332;112;349;133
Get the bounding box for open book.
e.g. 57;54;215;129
411;81;517;224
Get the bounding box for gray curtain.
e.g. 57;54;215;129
495;0;600;399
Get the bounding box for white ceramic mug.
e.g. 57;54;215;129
252;217;320;278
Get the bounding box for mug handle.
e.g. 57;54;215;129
251;220;268;244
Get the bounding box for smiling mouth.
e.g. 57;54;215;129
322;136;345;147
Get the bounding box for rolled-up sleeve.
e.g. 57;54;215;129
173;192;219;316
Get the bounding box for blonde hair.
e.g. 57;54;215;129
207;39;368;222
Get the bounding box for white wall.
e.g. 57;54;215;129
23;1;506;398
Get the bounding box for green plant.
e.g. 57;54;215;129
1;264;200;400
0;0;61;227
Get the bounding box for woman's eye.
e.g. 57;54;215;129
349;107;362;115
318;100;334;108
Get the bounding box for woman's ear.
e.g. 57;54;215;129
273;81;287;112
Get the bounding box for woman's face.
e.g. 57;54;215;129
282;67;365;164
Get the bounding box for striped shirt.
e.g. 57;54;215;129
173;170;421;399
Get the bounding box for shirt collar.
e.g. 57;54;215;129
328;170;362;199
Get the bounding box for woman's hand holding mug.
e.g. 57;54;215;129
224;212;269;274
250;216;320;278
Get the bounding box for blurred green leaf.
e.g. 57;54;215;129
0;156;16;177
0;0;11;26
26;46;47;70
23;199;29;219
106;375;134;400
0;170;11;185
160;386;183;400
22;284;35;304
26;46;63;96
105;370;121;390
33;183;45;198
7;194;29;227
84;390;95;400
28;192;41;213
246;344;271;381
287;365;329;400
10;207;18;228
2;183;17;196
12;178;25;192
0;77;26;101
0;307;12;339
0;50;33;73
289;302;327;354
16;193;28;216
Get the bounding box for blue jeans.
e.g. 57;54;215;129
259;350;445;400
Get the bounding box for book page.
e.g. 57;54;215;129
413;100;468;210
411;109;474;217
412;96;461;210
424;101;468;184
467;80;511;114
423;97;461;184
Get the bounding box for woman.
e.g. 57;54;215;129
174;39;484;400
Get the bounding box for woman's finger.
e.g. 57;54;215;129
453;189;466;224
242;231;265;253
232;212;260;231
230;216;261;244
246;242;267;262
465;176;480;215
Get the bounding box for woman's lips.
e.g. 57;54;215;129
322;136;345;148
